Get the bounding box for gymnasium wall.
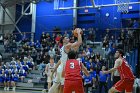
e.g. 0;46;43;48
35;1;73;41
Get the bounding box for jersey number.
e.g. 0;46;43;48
70;63;74;69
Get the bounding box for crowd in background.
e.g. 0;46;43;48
0;19;139;92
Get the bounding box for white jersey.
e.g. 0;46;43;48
46;63;56;76
60;46;68;65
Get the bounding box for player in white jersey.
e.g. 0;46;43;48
49;28;83;93
42;57;56;93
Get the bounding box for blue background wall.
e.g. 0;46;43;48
35;1;73;40
15;0;140;41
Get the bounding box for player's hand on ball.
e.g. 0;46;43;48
76;28;82;35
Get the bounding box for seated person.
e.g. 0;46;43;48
11;71;19;91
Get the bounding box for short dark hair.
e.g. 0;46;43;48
117;49;124;57
68;50;77;59
60;36;64;44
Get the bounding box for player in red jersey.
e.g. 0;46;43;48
103;49;135;93
63;50;89;93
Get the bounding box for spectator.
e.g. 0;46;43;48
133;20;139;28
83;73;93;93
0;70;7;90
98;66;109;93
48;46;55;58
11;71;19;91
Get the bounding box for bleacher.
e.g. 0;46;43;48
0;69;45;91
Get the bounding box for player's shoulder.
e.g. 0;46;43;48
116;58;122;62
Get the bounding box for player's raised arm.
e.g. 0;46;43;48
81;62;89;76
65;28;82;52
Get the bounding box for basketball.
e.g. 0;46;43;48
73;29;83;37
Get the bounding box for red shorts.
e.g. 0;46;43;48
64;79;84;93
113;79;134;92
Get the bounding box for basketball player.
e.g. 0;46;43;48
64;50;89;93
44;57;56;92
49;28;83;93
103;49;135;93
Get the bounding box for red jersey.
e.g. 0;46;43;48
65;59;82;80
117;58;135;80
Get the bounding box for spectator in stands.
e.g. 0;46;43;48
132;20;139;28
40;32;46;42
98;66;109;93
103;35;109;48
16;59;22;71
55;34;61;45
41;39;47;48
3;34;10;53
36;51;42;65
35;40;41;51
19;66;26;82
27;58;35;70
87;29;95;44
48;46;55;58
38;61;46;70
43;52;50;64
11;71;19;91
109;44;117;68
11;40;17;53
89;68;97;89
109;35;115;47
51;33;56;46
83;73;93;93
5;70;12;91
117;29;126;49
105;44;111;61
22;61;29;73
30;48;37;62
46;33;52;47
22;32;28;43
95;58;102;75
0;70;7;90
63;31;69;38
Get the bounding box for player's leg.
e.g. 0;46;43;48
63;80;72;93
108;87;120;93
125;79;134;93
59;85;63;93
109;80;125;93
74;80;84;93
47;76;52;90
48;82;60;93
59;78;64;93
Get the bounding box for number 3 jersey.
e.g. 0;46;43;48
65;59;82;80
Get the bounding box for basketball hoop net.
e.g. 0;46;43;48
115;0;130;13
